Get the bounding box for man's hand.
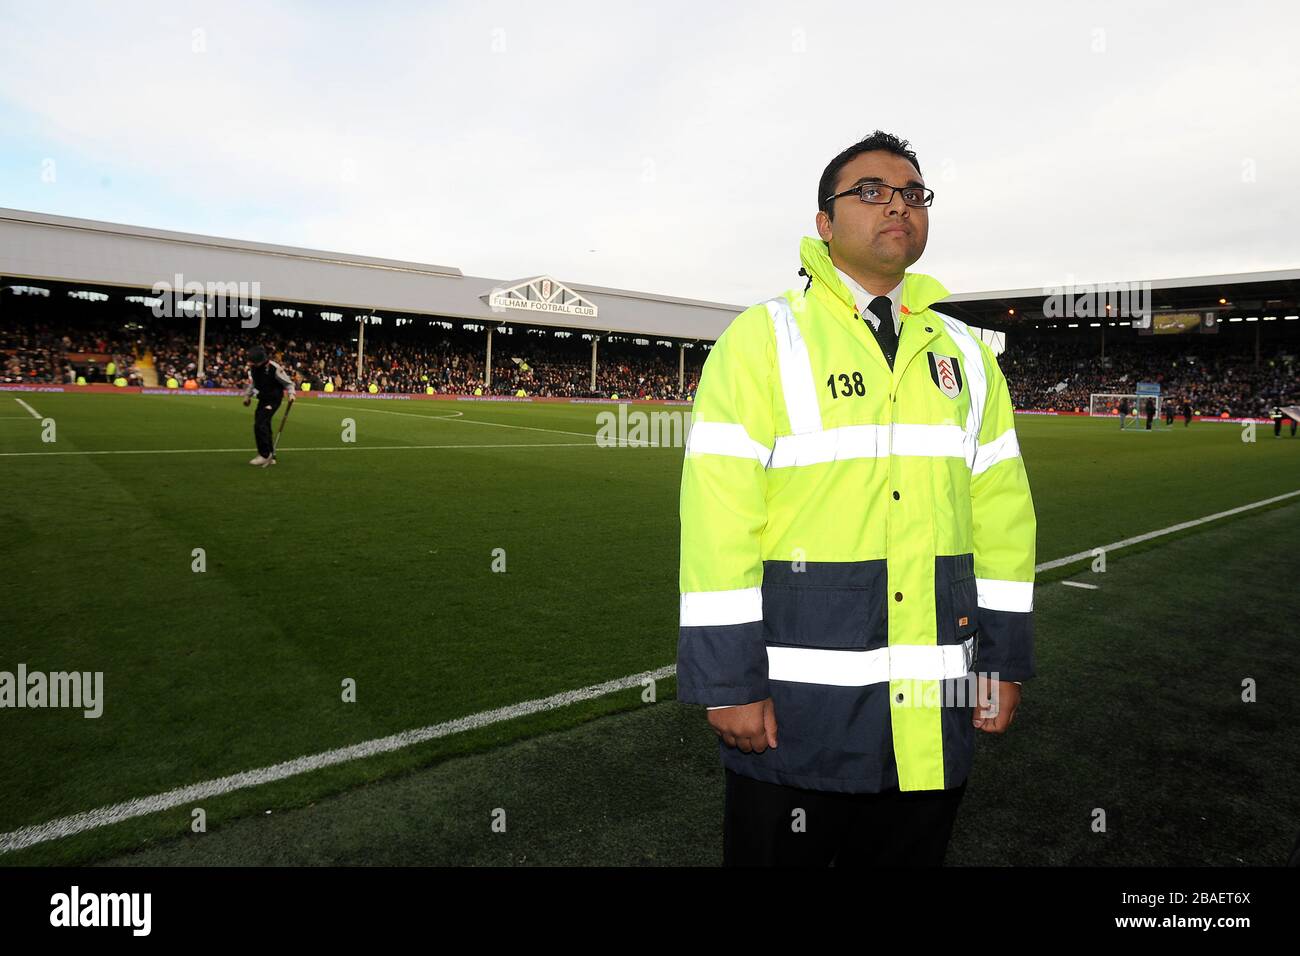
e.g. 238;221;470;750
708;698;778;753
287;392;296;404
973;676;1020;733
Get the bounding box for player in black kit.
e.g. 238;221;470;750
243;346;295;466
1273;405;1298;438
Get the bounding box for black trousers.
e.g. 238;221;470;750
253;394;282;457
722;768;966;867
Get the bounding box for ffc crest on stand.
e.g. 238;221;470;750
486;276;598;318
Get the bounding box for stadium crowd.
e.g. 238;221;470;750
0;321;154;388
1003;333;1298;418
0;318;703;400
2;313;1295;416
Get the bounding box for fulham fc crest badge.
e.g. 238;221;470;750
927;352;963;399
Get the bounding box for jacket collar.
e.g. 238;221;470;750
797;236;953;380
799;235;949;317
835;266;902;329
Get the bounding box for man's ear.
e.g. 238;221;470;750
815;210;833;243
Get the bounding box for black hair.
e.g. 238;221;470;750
248;346;267;364
818;130;922;221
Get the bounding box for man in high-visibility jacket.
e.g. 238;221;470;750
677;131;1036;866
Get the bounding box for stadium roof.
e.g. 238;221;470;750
944;268;1300;332
4;206;1296;342
0;207;744;341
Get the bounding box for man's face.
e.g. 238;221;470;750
816;149;929;276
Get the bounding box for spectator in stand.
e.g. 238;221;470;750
1;313;1290;414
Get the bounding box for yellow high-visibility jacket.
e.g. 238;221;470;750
677;236;1037;793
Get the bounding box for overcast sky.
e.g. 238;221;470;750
1;0;1296;308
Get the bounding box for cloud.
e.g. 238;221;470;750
0;0;1296;306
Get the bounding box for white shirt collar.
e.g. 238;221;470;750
833;266;903;335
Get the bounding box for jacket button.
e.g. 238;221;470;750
895;692;905;703
892;491;900;500
894;591;903;602
925;326;933;333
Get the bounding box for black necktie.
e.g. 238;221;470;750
867;296;897;369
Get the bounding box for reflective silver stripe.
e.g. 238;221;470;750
976;578;1034;612
768;422;975;468
889;640;976;680
889;423;967;458
972;427;1020;476
766;638;974;685
765;297;822;434
680;587;763;627
768;646;889;685
685;420;772;465
936;313;987;469
758;303;988;468
769;424;889;468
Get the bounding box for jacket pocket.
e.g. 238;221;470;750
762;585;879;649
935;553;979;646
948;572;980;644
760;559;889;650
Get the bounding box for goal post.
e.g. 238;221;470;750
1089;391;1165;426
1089;393;1141;416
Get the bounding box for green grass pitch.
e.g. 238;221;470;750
0;393;1296;865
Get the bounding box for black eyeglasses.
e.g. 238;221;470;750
824;182;935;207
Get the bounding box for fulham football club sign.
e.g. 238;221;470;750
487;276;598;318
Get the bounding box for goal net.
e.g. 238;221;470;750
1089;393;1164;423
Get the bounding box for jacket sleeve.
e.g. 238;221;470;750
676;305;776;707
272;361;295;389
969;341;1037;682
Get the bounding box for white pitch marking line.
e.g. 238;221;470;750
0;441;604;458
294;404;466;422
5;492;1296;853
308;399;600;439
1061;581;1099;590
14;398;41;418
1035;489;1300;573
0;664;675;855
